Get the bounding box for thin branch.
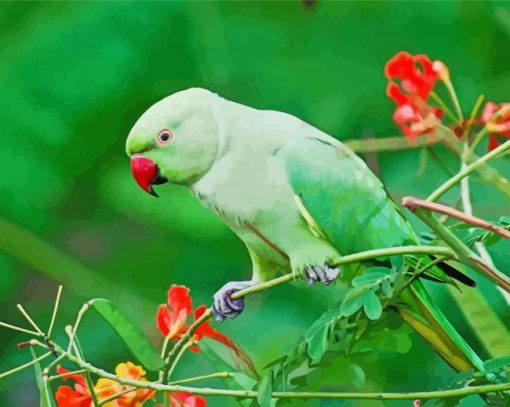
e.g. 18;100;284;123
48;369;87;382
31;342;510;401
402;196;510;240
0;351;52;379
66;303;90;352
166;340;195;382
404;206;510;294
169;372;233;385
231;245;456;300
0;320;41;336
344;133;441;154
16;304;44;335
162;310;212;381
428;139;510;202
98;386;138;406
48;285;63;337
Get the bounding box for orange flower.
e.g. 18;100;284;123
95;362;153;407
54;365;93;407
481;102;510;151
385;51;444;138
55;362;154;407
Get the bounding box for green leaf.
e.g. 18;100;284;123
390;256;404;272
352;268;391;287
363;289;382;320
340;287;366;317
29;348;56;407
348;363;366;389
89;298;164;371
257;372;273;407
305;306;340;360
483;356;510;373
381;279;393;298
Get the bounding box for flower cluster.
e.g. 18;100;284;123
54;284;256;407
55;362;153;407
386;51;510;151
385;51;444;139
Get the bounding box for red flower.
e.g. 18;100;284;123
385;51;445;138
156;285;258;376
54;365;93;407
481;101;510;151
167;392;207;407
156;285;193;339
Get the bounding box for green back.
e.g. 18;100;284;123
279;137;416;255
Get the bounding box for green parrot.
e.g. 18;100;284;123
126;88;484;374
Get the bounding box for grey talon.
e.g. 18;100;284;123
212;281;252;322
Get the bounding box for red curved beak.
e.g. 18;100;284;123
130;155;161;197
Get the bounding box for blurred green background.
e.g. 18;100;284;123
1;1;510;406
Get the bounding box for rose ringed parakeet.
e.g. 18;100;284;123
126;88;484;374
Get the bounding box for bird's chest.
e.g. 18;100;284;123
190;155;298;263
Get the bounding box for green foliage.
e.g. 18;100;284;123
89;298;164;371
1;1;510;406
29;348;56;407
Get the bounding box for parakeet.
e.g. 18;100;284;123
126;88;484;374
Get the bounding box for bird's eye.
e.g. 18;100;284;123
156;129;173;145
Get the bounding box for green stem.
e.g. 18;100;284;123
48;369;87;382
345;133;441;154
0;351;52;379
161;309;213;381
468;128;488;156
408;208;510;293
231;245;456;300
0;320;41;336
98;387;138;406
166;340;194;382
443;77;464;121
47;285;63;337
29;342;510;401
169;372;232;385
66;303;90;352
427;139;510;202
430;91;457;122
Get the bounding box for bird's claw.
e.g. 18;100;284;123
212;281;251;323
304;264;340;285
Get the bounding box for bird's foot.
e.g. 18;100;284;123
212;281;253;323
304;264;340;286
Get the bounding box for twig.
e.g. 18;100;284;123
162;310;212;381
428;139;510;202
404;206;510;293
345;133;441;154
98;387;138;406
48;369;87;382
0;320;41;336
26;341;510;401
231;245;456;300
169;372;233;385
16;304;44;335
48;285;63;337
0;351;52;379
166;340;195;382
402;196;510;240
66;303;90;353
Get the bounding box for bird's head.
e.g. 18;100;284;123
126;88;220;196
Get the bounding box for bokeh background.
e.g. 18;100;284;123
1;1;510;406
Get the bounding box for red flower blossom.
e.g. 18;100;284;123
54;365;93;407
167;392;207;407
385;51;445;138
156;285;258;376
481;101;510;151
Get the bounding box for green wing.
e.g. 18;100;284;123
279;136;415;255
278;136;485;373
